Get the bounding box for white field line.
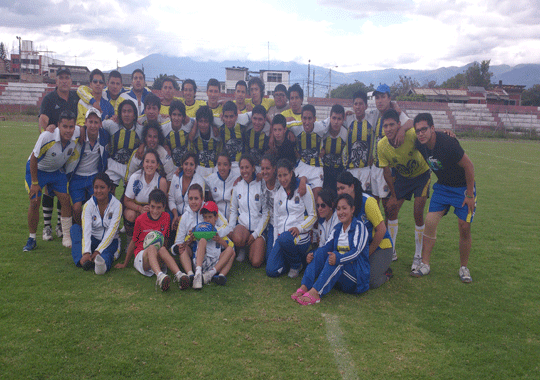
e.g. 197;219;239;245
474;151;540;166
322;313;359;380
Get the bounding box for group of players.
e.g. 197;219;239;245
23;66;476;303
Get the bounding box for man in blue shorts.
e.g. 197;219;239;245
410;113;476;283
24;111;80;251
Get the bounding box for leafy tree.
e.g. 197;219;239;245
396;94;428;102
521;85;540;106
0;42;6;61
440;60;493;89
441;73;467;88
330;81;374;99
426;80;437;88
390;75;420;98
152;74;180;90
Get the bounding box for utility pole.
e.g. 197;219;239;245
307;59;311;99
328;66;338;98
312;70;315;97
16;36;21;75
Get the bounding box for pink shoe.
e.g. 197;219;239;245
291;288;304;301
297;292;321;306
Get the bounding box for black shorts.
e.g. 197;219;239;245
394;170;431;201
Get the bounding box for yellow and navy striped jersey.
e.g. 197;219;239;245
220;123;246;163
281;109;303;136
109;128;141;165
346;119;372;168
322;127;348;168
193;135;220;168
244;129;269;165
247;97;275;111
297;131;322;167
165;129;190;167
372;117;385;167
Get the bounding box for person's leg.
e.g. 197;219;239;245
421;211;444;265
28;195;41;235
179;246;194;274
386;198;405;259
215;246;235;276
123;209;138;238
248;236;266;268
42;192;54;240
266;233;287;277
72;201;83;226
157;246;182;274
458;219;472;267
265;223;274;260
56;192;73;248
70;224;84;266
195;238;207;268
278;231;308;271
369;247;393;289
97;238;119;273
229;225;250;248
301;248;328;290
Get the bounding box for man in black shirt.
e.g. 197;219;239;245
410;113;476;283
38;67;79;241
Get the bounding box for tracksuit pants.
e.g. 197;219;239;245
266;231;310;277
70;224;118;272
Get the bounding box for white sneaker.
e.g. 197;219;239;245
193;270;203;289
42;226;53;241
411;262;430;277
113;238;121;260
94;254;107;275
411;257;422;271
62;237;72;248
459;266;472;283
156;273;170;291
55;224;63;238
120;226;126;234
203;268;217;284
392;251;398;261
236;248;246;262
288;264;303;278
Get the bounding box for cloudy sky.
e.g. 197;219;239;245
1;0;539;73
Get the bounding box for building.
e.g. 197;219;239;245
49;64;90;85
224;67;291;95
10;40;64;76
259;70;290;95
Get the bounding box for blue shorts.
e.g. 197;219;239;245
394;170;431;201
25;161;68;199
429;183;476;223
69;173;97;204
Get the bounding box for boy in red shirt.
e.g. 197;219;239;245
116;189;186;291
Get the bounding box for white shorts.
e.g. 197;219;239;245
134;250;167;277
370;166;390;198
296;161;323;189
106;159;127;186
192;242;221;272
348;167;372;192
196;166;215;179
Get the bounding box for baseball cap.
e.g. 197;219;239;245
57;67;71;76
374;84;391;95
85;107;102;119
201;201;219;214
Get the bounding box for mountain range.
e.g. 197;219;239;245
117;54;540;96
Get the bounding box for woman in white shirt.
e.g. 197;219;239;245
228;154;270;268
266;158;316;279
123;149;168;237
205;153;236;220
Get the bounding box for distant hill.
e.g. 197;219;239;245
116;54;540;96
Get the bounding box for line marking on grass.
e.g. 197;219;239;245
475;151;540;166
322;313;359;380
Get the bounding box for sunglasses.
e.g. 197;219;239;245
92;79;105;84
316;203;328;209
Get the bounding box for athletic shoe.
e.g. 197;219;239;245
385;267;394;280
82;260;94;271
156;273;171;291
119;226;126;234
288;264;303;279
411;262;430;277
411;257;422;271
94;254;107;275
42;226;53;241
113;237;121;261
212;274;227;286
392;251;398;261
459;266;472;283
174;272;190;290
62;236;72;248
23;237;37;252
193;271;203;289
55;224;63;238
236;248;246;262
203;269;216;284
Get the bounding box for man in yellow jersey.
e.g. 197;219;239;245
247;77;275;111
206;78;223;128
181;79;206;118
281;83;304;137
76;69;114;127
377;109;430;271
159;77;180;117
76;70;126;118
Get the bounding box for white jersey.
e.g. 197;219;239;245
318;211;339;248
29;126;80;172
126;145;177;182
273;182;317;245
124;170;163;205
168;172;206;216
172;207;231;252
204;171;236;220
229;178;270;239
81;194;122;254
161;118;195;136
74;139;103;176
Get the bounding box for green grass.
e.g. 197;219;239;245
1;121;539;379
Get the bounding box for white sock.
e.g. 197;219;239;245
415;224;425;260
61;217;72;240
157;271;164;277
388;219;398;253
29;233;36;239
188;270;194;276
195;266;202;273
207;268;216;277
175;271;182;277
94;255;107;275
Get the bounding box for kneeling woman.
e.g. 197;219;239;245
266;158;317;278
71;173;122;274
292;194;370;305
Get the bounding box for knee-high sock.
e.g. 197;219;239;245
42;194;53;227
56;199;62;228
388;219;398;253
61;217;72;247
415;224;425;260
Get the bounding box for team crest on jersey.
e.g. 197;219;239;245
108;212;113;219
384;185;389;192
254;194;259;201
67;148;73;156
133;180;143;196
361;214;368;224
175;183;180;189
278;200;283;206
52;152;56;157
93;216;97;221
213;187;217;193
238;194;242;199
294;196;300;204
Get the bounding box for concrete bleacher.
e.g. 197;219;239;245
496;112;540;132
447;103;497;129
0;82;50;106
405;109;453;129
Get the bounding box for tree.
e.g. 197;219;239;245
0;42;6;61
390;75;420;98
440;60;493;89
330;81;374;99
152;74;180;90
521;85;540;106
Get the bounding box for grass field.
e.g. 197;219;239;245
1;120;539;379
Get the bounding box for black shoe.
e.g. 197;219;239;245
82;260;95;271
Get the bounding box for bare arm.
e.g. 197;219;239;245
28;154;41;200
382;166;396;199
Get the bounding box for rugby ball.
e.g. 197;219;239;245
193;222;217;240
143;230;165;250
